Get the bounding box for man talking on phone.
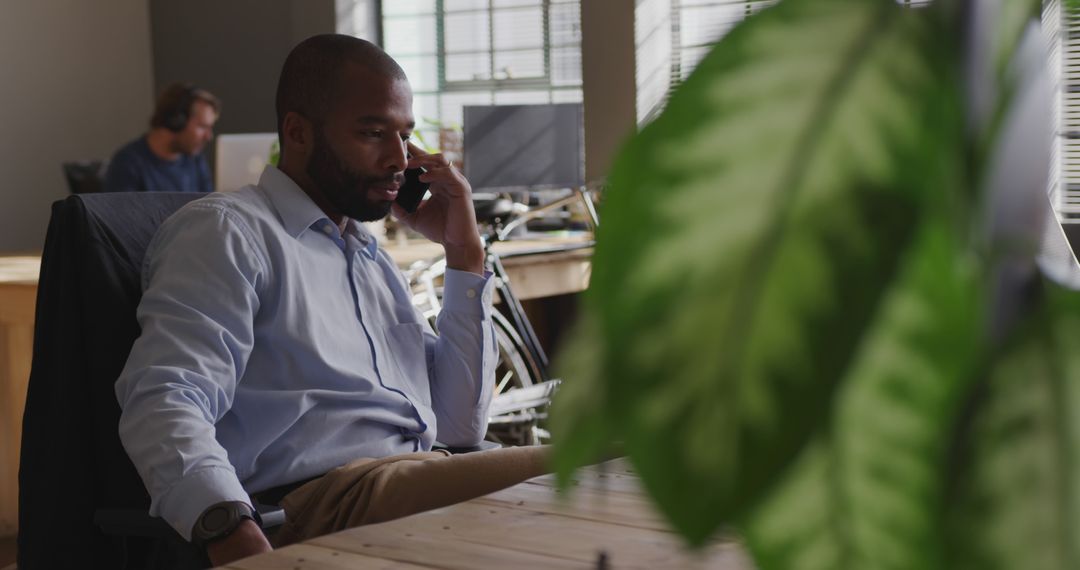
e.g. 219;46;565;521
115;34;550;567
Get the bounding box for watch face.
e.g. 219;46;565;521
194;501;256;545
202;505;232;533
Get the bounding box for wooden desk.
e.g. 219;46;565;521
0;256;40;537
224;459;749;569
0;239;590;538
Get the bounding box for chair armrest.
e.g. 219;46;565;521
252;502;286;529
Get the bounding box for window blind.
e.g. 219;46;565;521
635;0;932;125
1045;0;1080;222
635;0;778;125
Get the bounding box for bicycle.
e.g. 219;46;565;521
403;187;600;446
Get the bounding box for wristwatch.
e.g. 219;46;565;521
191;501;261;549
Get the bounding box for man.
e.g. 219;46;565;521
103;82;219;192
115;35;549;566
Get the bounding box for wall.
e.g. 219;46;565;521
0;0;155;252
149;0;336;137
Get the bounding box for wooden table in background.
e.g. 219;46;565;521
0;237;591;538
385;235;593;301
0;256;40;537
224;459;749;570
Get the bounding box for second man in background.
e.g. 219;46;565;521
104;82;219;193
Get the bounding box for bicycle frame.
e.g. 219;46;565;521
482;187;600;381
403;187;599;444
489;253;550;378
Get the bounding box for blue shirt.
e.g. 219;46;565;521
104;136;212;193
115;166;496;540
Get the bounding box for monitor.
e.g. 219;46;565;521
463;103;584;191
214;133;278;192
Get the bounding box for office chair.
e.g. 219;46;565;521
17;192;498;569
17;192;282;570
61;160;108;194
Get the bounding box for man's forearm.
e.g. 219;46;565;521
443;242;485;275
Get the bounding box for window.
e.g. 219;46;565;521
381;0;583;161
635;0;931;125
635;0;778;124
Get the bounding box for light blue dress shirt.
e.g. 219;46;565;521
115;166;496;540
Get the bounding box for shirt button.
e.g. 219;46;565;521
466;288;477;299
322;224;334;234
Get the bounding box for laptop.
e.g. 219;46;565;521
214;133;278;192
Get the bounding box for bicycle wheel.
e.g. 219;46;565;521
487;311;550;446
491;310;540;393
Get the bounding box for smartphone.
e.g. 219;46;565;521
396;166;429;214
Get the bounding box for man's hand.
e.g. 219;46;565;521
205;519;273;567
392;142;485;275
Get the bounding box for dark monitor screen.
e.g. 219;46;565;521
463;103;584;191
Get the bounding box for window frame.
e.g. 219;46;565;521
381;0;582;94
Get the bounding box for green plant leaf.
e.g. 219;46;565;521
547;312;618;481
552;0;963;546
743;216;983;570
944;282;1080;570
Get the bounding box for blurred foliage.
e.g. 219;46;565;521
549;0;1073;567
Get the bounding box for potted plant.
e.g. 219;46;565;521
550;0;1080;567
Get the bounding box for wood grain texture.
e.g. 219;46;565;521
226;460;750;570
0;282;35;538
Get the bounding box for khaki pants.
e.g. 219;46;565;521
270;445;551;547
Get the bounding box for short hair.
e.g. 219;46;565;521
275;34;407;152
149;83;221;130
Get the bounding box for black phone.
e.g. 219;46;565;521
396;166;429;213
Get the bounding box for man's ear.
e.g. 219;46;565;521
281;111;314;158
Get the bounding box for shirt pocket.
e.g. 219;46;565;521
382;322;432;407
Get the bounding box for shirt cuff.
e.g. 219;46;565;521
155;466;252;541
441;268;494;318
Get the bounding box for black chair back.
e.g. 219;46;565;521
18;192;204;569
62;160;108;194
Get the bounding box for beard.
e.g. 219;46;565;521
307;128;397;222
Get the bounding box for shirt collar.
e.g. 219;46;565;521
257;165;380;258
343;220;380;259
258;165;327;239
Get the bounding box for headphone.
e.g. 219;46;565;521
162;84;199;133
